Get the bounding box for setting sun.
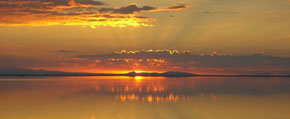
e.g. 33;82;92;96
134;70;145;73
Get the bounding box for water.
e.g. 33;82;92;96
0;76;290;119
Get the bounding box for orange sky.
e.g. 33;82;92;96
0;0;290;74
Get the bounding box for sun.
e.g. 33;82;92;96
134;70;144;73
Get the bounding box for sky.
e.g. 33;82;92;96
0;0;290;74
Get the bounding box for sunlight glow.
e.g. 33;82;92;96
134;70;145;73
134;76;144;83
1;14;154;28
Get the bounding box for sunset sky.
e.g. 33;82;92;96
1;0;290;74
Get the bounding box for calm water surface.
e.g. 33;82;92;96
0;76;290;119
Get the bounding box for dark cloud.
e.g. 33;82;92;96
0;0;103;8
0;0;69;9
39;0;70;6
100;5;156;14
59;50;73;53
98;8;114;13
75;0;104;5
99;4;189;14
166;4;189;10
201;11;238;15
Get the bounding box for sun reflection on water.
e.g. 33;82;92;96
134;76;143;83
61;76;222;102
116;93;183;103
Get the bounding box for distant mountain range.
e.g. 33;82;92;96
125;71;195;77
0;68;196;76
0;68;289;77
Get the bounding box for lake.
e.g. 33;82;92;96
0;76;290;119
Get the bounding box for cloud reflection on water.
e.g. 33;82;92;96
1;76;290;103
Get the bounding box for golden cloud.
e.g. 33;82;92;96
0;0;189;27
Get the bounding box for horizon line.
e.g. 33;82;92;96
0;73;290;77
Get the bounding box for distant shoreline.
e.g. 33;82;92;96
1;71;290;77
0;74;290;77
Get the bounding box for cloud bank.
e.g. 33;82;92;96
56;50;290;75
0;0;189;27
1;50;290;75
